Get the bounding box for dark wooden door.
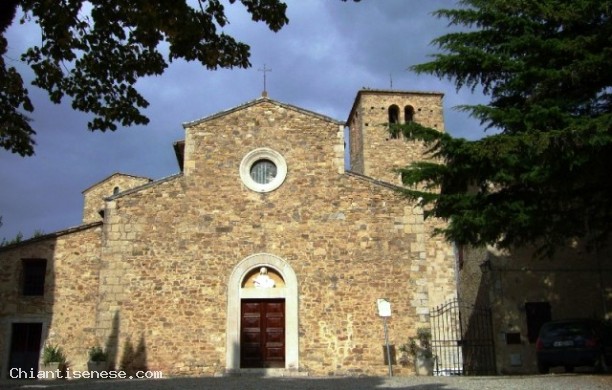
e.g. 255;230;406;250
9;323;43;376
241;299;285;368
525;302;551;343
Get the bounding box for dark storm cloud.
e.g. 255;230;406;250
0;0;488;241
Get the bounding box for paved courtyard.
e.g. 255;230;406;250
2;374;612;390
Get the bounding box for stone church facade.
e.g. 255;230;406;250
0;89;457;378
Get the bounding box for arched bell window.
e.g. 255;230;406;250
388;105;400;124
388;105;401;139
405;105;415;123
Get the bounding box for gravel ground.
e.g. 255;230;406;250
2;374;612;390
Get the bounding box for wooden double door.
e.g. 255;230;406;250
240;299;285;368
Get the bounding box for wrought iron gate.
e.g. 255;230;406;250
430;299;496;375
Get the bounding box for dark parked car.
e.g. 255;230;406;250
536;319;612;373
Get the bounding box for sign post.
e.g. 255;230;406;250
377;298;393;377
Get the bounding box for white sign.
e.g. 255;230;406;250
377;298;391;317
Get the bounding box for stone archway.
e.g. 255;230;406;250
226;253;298;372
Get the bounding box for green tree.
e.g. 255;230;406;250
0;0;289;156
0;231;24;247
395;0;612;254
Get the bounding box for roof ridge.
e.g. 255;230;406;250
182;96;344;128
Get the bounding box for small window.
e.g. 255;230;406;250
113;186;120;195
22;259;47;296
505;332;521;345
250;159;277;184
239;148;287;193
525;302;551;343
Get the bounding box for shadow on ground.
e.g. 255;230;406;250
0;375;463;390
2;373;612;390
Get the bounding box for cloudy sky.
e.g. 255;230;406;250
0;0;489;241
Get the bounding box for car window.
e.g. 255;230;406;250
541;322;595;338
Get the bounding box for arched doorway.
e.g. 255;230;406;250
226;253;298;372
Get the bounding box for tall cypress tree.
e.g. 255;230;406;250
396;0;612;254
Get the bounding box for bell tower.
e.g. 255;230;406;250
346;89;445;185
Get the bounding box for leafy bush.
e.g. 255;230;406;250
43;344;66;364
399;328;433;360
88;346;108;362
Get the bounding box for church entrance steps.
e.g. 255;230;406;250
223;368;309;377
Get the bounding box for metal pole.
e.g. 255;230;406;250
384;317;393;377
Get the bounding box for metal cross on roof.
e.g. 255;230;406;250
258;64;271;97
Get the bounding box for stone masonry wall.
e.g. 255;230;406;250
0;94;457;378
348;90;456;317
424;215;458;308
487;244;611;374
82;174;151;224
348;90;445;186
94;98;457;376
0;225;102;376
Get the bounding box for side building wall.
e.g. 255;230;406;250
460;243;612;374
82;174;151;224
0;224;103;378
